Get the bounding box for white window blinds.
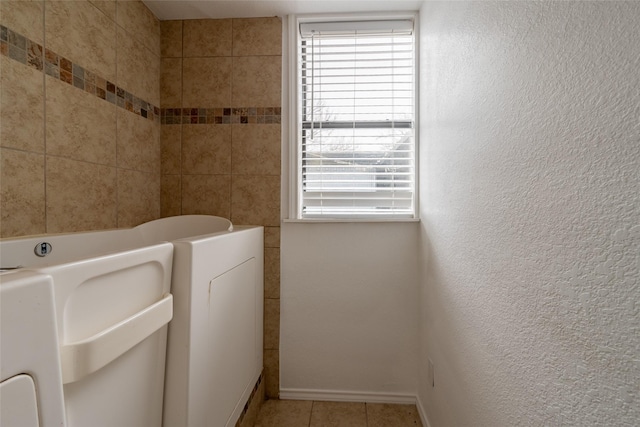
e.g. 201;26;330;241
297;19;416;219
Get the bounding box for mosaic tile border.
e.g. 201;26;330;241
0;24;160;122
161;107;282;125
234;373;263;427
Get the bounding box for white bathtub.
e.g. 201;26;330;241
135;216;264;427
0;214;234;269
1;226;175;427
0;215;264;427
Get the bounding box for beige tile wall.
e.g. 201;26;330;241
1;0;281;404
0;0;162;237
159;17;282;398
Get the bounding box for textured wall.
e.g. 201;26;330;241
0;0;161;237
418;1;640;426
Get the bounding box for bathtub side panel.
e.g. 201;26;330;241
163;227;263;427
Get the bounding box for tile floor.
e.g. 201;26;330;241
254;400;423;427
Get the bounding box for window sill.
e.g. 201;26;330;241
282;218;420;224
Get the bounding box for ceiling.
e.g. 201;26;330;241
143;0;423;21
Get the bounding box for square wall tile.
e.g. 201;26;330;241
161;20;182;58
231;175;280;226
0;148;45;237
183;19;231;58
161;174;181;217
182;174;231;218
264;226;280;248
0;0;44;45
263;349;280;400
116;0;160;56
232;56;281;108
161;124;181;175
116;108;160;173
264;247;280;299
117;168;160;227
0;55;44;153
264;298;279;350
232;17;281;57
89;0;116;21
182;124;231;175
182;57;231;107
46;0;116;82
46;156;117;233
161;57;181;107
46;76;117;165
117;26;160;107
231;124;281;176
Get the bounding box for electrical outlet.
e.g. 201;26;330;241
428;359;435;387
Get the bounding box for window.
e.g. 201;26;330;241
290;16;417;220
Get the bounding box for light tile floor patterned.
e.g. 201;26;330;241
254;400;423;427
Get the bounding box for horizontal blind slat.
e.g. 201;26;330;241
299;22;415;218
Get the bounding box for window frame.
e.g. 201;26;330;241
285;13;420;222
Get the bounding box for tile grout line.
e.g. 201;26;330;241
365;402;369;427
230;18;235;224
115;0;120;228
178;20;184;217
42;2;48;234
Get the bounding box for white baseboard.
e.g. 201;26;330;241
416;396;432;427
281;388;434;426
279;388;417;405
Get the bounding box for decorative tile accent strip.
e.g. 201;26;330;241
161;107;282;125
234;373;263;427
0;24;160;123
